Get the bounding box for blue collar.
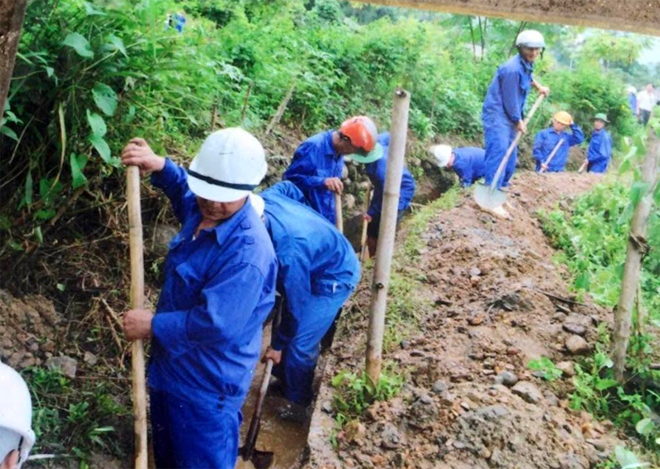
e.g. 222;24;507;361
518;54;534;73
324;131;340;159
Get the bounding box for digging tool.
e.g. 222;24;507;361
335;192;343;233
360;184;373;263
126;166;149;469
578;160;588;173
474;94;545;212
539;139;564;174
238;358;276;469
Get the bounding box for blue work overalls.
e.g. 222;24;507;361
587;129;613;173
532;124;585;172
452;147;486;187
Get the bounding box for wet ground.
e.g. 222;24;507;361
236;326;310;469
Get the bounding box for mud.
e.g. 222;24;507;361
305;171;632;469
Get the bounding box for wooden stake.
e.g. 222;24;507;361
265;83;296;136
335;192;343;233
126;166;149;469
613;128;660;381
360;185;373;263
241;83;252;125
365;89;410;384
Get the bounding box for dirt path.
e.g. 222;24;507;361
305;171;632;469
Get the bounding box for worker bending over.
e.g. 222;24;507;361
532;111;584;172
258;182;360;421
585;114;612;173
120;129;277;469
430;144;485;187
0;362;35;469
358;133;415;257
283;116;383;225
482;30;550;195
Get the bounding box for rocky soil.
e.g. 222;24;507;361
306;171;634;469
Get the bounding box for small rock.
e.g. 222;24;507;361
544;391;559;407
440;392;457;406
506;347;520;356
400;340;411;349
83;351;98;366
453;440;467;450
381;423;401;449
563;323;587;336
467;314;485;326
566;335;590;355
586;439;607;451
419;394;433;405
479;447;492;459
556;361;576;377
45;356;78;378
469;267;482;277
432;380;449;394
494;371;519;387
511;381;544;403
344;194;356;211
553;313;567;322
321;401;333;414
344;420;366;445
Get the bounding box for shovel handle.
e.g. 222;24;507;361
334;192;343;233
360;185;372;263
540;139;564;174
243;358;274;460
578;160;588;174
489;94;546;192
126;166;149;469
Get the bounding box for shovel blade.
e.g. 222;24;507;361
474;183;507;211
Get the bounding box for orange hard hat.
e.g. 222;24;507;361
553;111;573;126
339;116;378;152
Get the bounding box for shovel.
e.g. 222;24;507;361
578;160;588;174
539;139;564;174
334;192;343;233
360;184;372;263
475;94;545;211
238;358;276;469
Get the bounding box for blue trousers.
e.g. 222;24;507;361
273;284;353;406
150;390;241;469
484;121;518;188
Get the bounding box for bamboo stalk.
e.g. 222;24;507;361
335;192;343;233
0;0;28;130
360;185;373;263
265;83;296;136
126;166;149;469
612;129;660;381
365;89;410;383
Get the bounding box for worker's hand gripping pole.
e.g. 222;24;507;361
126;166;149;469
539;139;564;174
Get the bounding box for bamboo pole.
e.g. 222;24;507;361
539;139;564;173
265;83;296;136
612;128;660;382
365;89;410;383
126;166;149;469
0;0;28;130
360;185;373;263
334;192;343;233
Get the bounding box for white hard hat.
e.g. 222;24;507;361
249;193;265;218
627;86;637;93
0;363;35;468
516;30;545;49
187;128;267;203
429;144;453;168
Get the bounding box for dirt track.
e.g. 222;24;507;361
306;171;633;469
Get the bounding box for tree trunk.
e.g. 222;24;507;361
0;0;28;130
612;128;660;381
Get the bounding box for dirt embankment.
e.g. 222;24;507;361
306;171;634;469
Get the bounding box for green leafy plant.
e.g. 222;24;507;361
528;357;563;381
331;368;403;421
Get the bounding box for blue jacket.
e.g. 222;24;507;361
482;54;534;127
452;147;486;187
365;133;416;217
283;131;343;225
260;182;360;351
533;124;585;172
148;159;278;410
587;129;612;173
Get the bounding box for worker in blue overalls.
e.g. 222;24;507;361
120;128;278;469
430;144;486;187
359;132;416;257
532;111;584;172
482;29;550;215
585;113;613;173
283;116;383;225
254;182;360;421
